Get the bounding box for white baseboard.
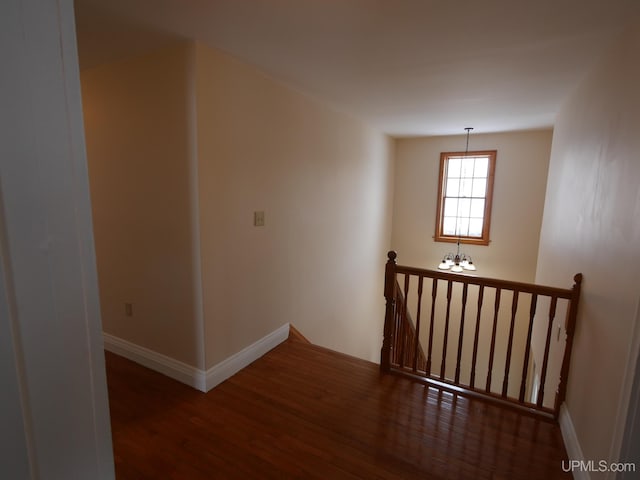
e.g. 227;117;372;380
204;323;290;391
103;333;207;390
559;403;590;480
103;323;290;393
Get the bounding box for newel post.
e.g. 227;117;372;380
381;251;398;373
554;273;583;417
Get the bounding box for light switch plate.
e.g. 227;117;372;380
254;211;265;227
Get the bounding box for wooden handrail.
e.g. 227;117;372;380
393;264;574;298
381;251;582;419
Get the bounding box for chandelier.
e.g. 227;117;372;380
437;242;476;272
437;127;477;273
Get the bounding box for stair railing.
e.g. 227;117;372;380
381;251;582;419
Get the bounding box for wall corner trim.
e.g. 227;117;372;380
103;323;290;393
204;323;290;391
559;402;590;480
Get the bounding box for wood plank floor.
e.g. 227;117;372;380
106;339;571;479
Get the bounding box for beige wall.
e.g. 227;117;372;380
535;23;640;474
82;41;394;371
194;43;393;367
392;130;552;282
82;43;204;368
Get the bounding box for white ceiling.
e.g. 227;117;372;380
74;0;640;137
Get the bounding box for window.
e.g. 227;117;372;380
435;150;496;245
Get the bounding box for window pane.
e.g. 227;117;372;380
447;157;461;178
469;218;483;237
474;157;489;177
444;198;458;217
470;199;485;218
457;217;470;236
472;178;487;197
459;178;472;197
457;198;471;217
461;158;475;177
446;178;459;197
443;217;457;235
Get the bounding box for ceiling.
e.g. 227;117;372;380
74;0;639;137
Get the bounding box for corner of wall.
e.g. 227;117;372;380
103;333;208;391
204;323;290;391
103;324;290;393
185;36;206;372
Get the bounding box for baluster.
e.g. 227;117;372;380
391;292;397;364
393;280;404;365
470;285;485;388
426;279;438;376
413;276;424;372
455;283;469;383
440;280;453;380
394;290;402;365
486;288;501;392
519;294;538;402
399;274;410;368
537;296;558;408
502;290;519;397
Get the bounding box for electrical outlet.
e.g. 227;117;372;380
254;210;265;227
125;303;133;317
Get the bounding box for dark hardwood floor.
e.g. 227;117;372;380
106;339;571;479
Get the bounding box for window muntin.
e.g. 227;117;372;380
435;150;496;245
